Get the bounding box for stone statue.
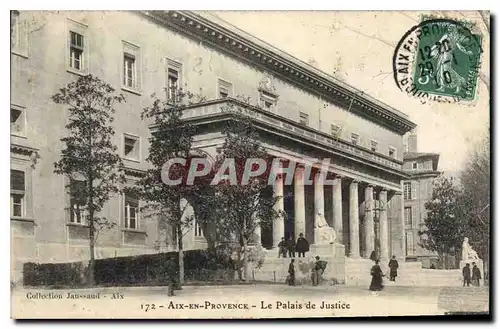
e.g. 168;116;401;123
315;211;336;244
461;237;480;261
258;75;277;94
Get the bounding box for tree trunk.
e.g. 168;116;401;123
88;215;95;286
236;248;243;281
243;237;249;283
177;223;184;286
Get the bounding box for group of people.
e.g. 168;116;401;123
369;255;399;292
277;233;310;258
462;262;482;287
281;233;327;287
286;255;326;286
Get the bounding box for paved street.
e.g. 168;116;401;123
12;283;489;318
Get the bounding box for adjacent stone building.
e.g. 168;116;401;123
10;10;417;281
402;132;441;268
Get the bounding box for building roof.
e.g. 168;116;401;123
403;152;440;161
404;152;440;171
143;10;417;135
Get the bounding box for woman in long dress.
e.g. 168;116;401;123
369;260;384;291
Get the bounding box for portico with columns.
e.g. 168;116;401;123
254;156;406;261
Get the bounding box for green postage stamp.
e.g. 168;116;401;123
393;17;483;103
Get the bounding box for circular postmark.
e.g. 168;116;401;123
393;18;483;104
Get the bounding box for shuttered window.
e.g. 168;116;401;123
406;232;414;256
70;180;86;224
411;181;417;200
124;192;139;230
11;170;25;217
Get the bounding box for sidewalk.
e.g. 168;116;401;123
12;284;488;318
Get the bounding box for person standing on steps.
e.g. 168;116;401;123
295;233;309;258
287;259;296;286
278;237;287;258
388;255;399;282
462;263;471;287
472;262;481;287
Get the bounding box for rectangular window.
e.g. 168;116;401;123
405;232;414;256
11;106;26;136
370;140;378;152
351;133;359;145
168;68;179;102
124;192;139;230
404;207;412;226
70;179;86;224
69;31;84;71
403;182;411;200
330;124;341;137
166;59;182;103
11;11;19;49
259;91;277;111
412;162;418;170
218;79;232;98
411;181;417;200
123;135;140;160
194;219;203;237
299;112;309;126
389;147;396;158
123;54;136;88
122;41;141;92
11;10;28;57
11;170;25;217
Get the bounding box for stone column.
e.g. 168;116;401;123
364;185;375;257
379;189;389;260
313;171;325;243
349;180;360;257
294;166;306;239
272;173;284;248
332;176;343;243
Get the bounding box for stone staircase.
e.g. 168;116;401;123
249;248;469;287
345;258;466;287
250;246;345;284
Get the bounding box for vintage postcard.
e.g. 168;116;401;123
10;10;490;319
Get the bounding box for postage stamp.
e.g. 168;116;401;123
10;10;490;320
393;18;483;104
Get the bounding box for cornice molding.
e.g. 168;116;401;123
11;143;38;157
124;167;146;178
170;98;410;179
142;10;417;135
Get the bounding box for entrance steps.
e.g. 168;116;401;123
345;257;464;287
250;246;346;284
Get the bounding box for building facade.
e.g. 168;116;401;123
10;10;416;281
402;133;441;267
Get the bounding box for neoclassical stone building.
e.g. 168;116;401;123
10;10;416;281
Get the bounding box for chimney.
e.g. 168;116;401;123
407;133;418;153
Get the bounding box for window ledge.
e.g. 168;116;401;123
11;217;35;223
67;222;90;228
123;157;141;164
11;132;27;139
121;86;142;96
122;228;147;235
67;68;88;77
11;49;28;59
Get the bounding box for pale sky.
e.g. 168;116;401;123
214;11;490;173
